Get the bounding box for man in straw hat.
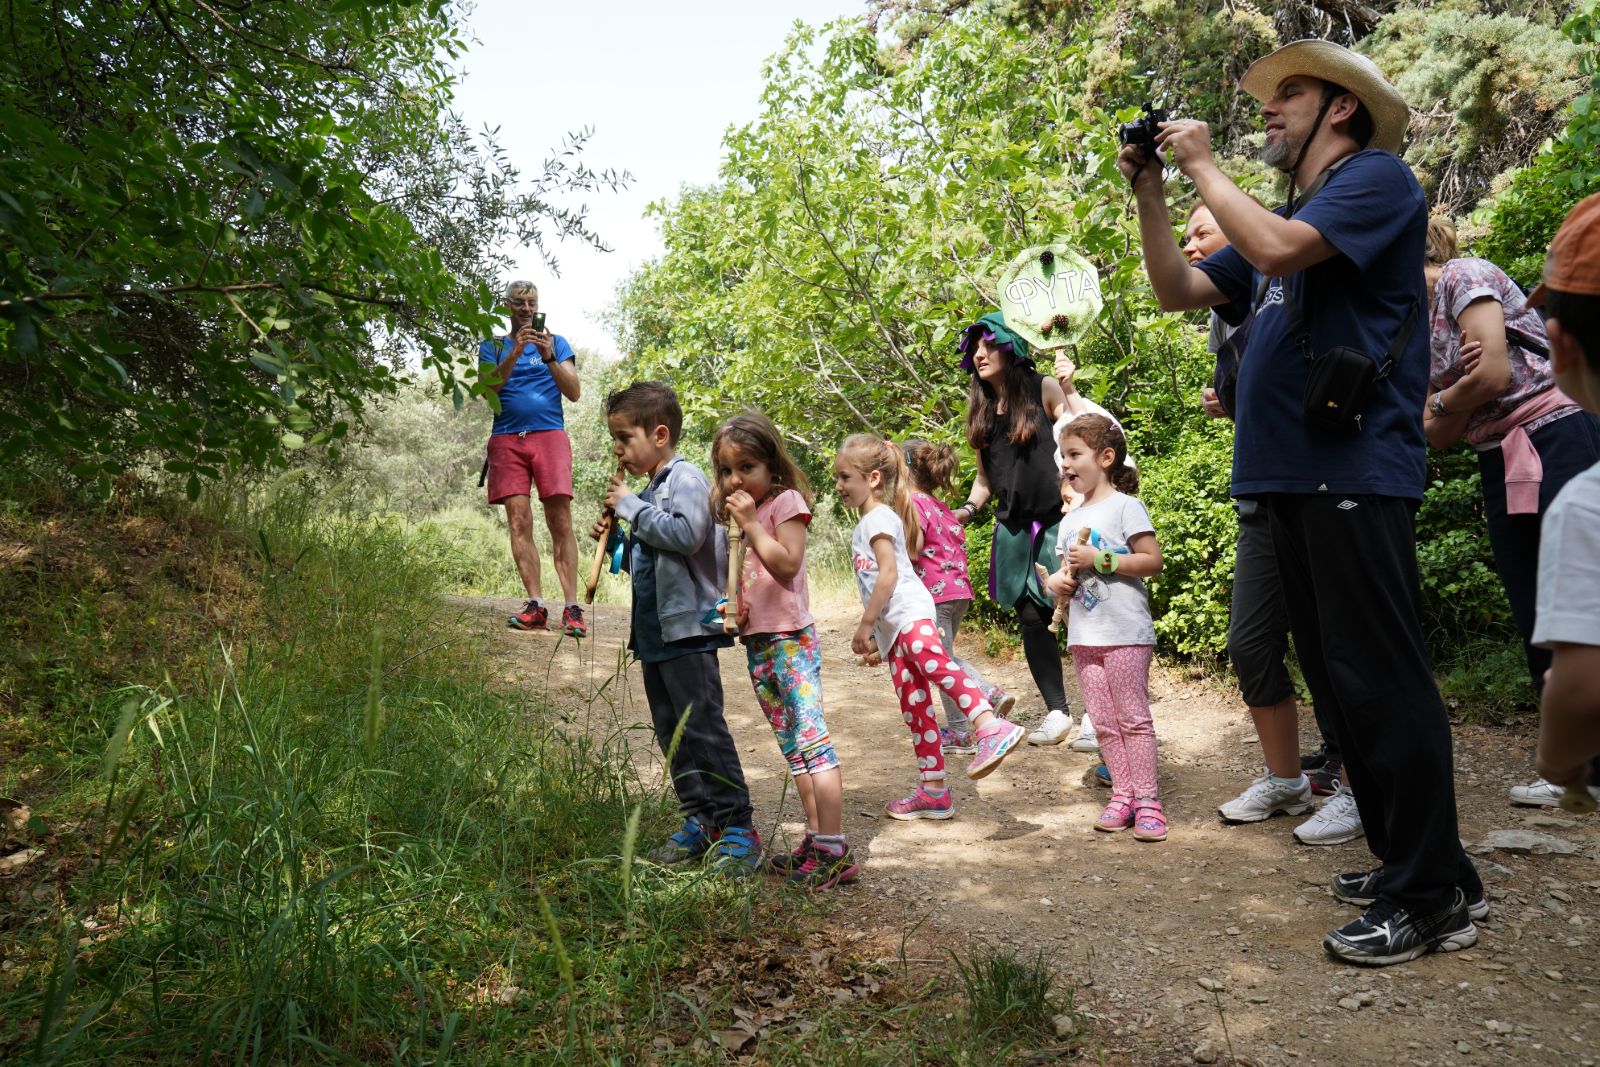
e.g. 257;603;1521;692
1117;39;1482;966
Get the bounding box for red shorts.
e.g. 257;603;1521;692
486;430;574;504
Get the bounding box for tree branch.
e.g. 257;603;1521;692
0;281;404;310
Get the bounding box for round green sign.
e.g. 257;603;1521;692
996;243;1103;350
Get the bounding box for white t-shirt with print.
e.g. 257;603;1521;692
1056;491;1156;647
851;505;937;654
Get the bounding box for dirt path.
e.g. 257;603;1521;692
458;594;1600;1066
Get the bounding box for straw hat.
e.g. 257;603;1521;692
1241;40;1410;155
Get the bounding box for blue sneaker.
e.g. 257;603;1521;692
706;826;762;877
647;817;713;865
1092;762;1111;788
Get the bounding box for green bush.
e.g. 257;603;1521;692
1139;422;1239;663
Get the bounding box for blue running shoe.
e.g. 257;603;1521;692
646;817;714;865
706;826;762;877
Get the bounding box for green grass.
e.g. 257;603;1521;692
0;484;770;1064
0;475;1104;1065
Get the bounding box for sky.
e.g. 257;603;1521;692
450;1;866;356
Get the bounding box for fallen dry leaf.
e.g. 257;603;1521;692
0;848;44;875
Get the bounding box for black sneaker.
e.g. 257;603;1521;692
1309;757;1343;797
766;836;814;875
785;845;861;892
1332;867;1489;920
1300;746;1330;771
1323;890;1478;967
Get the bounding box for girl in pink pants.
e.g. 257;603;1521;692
1044;414;1167;841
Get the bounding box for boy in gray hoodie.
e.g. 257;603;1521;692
598;382;760;873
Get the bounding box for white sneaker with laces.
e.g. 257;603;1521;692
1218;774;1315;823
1068;711;1100;752
1508;777;1600;808
1027;708;1073;745
1294;786;1364;846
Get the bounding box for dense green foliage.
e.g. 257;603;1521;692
0;2;624;494
1474;1;1600;283
608;1;1596;708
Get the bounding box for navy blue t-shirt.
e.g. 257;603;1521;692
1195;150;1430;500
477;334;575;435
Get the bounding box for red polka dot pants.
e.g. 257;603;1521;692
888;621;994;781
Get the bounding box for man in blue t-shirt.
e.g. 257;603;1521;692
479;280;585;637
1119;40;1481;967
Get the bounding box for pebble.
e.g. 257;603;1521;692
1198;977;1223;993
1052;1013;1077;1038
1338;997;1363;1011
1192;1040;1219;1064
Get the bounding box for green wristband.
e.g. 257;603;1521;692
1093;549;1118;575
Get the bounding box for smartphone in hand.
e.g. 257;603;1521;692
530;312;547;332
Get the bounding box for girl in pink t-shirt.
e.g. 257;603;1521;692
713;411;857;891
902;440;1014;754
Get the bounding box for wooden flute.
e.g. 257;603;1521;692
1036;526;1090;634
723;519;746;635
584;463;627;605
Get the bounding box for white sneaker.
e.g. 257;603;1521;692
1294;787;1364;846
1508;777;1600;808
1218;774;1315;823
1068;711;1100;752
1027;708;1072;745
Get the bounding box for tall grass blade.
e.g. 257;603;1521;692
364;626;384;757
619;802;643;916
101;695;142;780
535;888;575;996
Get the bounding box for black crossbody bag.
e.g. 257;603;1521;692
1279;282;1418;434
1243;151;1417;434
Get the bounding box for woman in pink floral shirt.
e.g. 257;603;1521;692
1423;219;1600;808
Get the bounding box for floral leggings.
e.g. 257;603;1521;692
1070;644;1158;799
746;626;839;778
888;621;994;781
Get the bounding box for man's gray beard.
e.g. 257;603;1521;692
1260;135;1293;172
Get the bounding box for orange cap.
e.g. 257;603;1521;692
1528;192;1600;308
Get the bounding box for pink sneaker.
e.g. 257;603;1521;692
1094;799;1135;832
886;786;955;821
1132;799;1167;842
966;720;1024;780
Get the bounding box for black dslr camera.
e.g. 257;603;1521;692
1118;102;1169;162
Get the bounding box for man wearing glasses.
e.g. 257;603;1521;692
480;280;586;637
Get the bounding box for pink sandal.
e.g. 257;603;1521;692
1094;798;1135;832
1132;799;1167;842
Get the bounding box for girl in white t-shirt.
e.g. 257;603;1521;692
835;434;1026;820
1043;414;1167;841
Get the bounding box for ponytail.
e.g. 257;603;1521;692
886;441;919;548
902;438;959;495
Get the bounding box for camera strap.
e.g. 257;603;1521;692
1250;152;1411;368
